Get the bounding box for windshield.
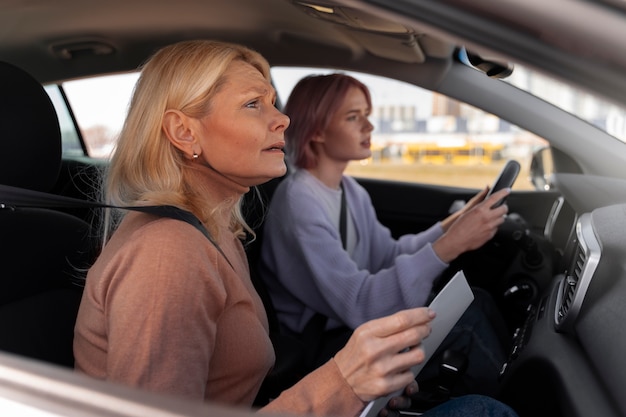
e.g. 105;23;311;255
504;64;626;142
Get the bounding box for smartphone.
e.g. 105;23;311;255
488;160;520;208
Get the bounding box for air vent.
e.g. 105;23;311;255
556;244;584;320
554;213;601;332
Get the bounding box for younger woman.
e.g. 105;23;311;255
260;73;512;397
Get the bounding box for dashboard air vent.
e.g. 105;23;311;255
556;244;585;321
554;213;601;332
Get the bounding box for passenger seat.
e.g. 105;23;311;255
0;61;96;367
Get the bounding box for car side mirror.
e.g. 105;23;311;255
529;146;554;190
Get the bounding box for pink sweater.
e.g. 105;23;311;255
73;210;363;416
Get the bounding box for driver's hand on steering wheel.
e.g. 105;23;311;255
432;188;510;264
440;186;489;232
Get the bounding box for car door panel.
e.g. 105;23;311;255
357;177;559;238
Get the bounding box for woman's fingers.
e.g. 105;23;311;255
484;188;511;212
378;381;419;417
468;186;489;207
360;307;435;340
434;188;511;261
334;308;435;402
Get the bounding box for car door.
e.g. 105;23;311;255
359;177;558;239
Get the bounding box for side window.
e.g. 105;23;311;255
50;67;549;192
44;85;84;157
59;72;139;159
271;67;547;191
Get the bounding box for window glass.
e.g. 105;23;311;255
60;72;139;159
56;68;547;191
505;64;626;143
44;85;84;157
272;67;546;190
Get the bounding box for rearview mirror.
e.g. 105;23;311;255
457;47;513;79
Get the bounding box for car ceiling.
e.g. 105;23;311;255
2;0;626;104
0;0;453;85
0;0;626;105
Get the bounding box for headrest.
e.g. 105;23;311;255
0;61;62;192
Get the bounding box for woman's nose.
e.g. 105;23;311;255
272;109;290;131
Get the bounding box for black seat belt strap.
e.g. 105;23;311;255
339;181;347;250
0;184;234;269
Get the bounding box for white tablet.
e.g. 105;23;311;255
359;270;474;417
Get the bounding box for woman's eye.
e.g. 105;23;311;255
245;100;260;109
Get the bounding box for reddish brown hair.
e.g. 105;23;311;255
283;73;371;169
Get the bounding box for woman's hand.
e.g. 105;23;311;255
378;380;419;417
333;308;436;403
433;187;510;263
440;186;489;232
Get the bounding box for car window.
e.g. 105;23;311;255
504;63;626;143
52;72;139;159
54;68;548;191
44;85;84;157
271;67;546;191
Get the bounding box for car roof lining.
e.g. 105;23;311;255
0;0;453;84
3;0;625;182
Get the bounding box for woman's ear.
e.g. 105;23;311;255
312;131;325;143
163;110;198;157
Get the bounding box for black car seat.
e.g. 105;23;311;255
0;61;96;367
242;176;309;405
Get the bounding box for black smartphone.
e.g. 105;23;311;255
487;160;520;208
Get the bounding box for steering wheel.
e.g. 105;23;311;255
486;159;520;207
436;160;523;291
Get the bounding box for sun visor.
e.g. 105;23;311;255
292;1;428;63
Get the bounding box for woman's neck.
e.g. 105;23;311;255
187;163;249;227
306;158;348;190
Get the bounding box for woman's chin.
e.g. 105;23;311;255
254;165;287;185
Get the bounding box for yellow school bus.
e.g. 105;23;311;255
404;141;504;164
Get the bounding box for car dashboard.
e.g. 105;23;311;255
500;173;626;417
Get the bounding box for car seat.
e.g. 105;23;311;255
242;176;311;405
0;61;97;367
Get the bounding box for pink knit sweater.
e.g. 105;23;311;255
73;167;363;416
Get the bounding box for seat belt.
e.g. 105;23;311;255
0;183;233;269
339;182;348;249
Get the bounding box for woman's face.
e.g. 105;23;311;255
195;60;289;187
317;86;373;163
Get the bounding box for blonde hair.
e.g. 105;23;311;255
103;40;270;242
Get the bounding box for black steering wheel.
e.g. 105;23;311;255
435;160;523;291
486;159;520;207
